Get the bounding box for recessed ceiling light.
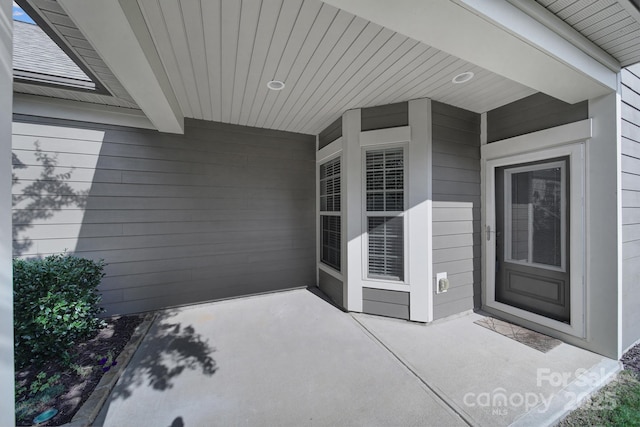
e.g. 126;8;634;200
452;72;474;84
267;80;285;90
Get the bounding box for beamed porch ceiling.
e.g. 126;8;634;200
132;0;537;134
20;0;640;134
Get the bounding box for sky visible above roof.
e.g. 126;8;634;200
13;1;34;24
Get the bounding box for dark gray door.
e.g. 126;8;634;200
495;158;570;323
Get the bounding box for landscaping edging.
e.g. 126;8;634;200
62;312;156;427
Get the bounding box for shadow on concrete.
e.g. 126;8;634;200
109;311;217;401
12;142;87;256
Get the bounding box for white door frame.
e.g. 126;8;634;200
482;119;591;338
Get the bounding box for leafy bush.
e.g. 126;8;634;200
14;254;106;368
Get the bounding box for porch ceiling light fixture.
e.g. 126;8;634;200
267;80;285;90
452;72;474;84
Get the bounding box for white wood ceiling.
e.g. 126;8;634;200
137;0;536;135
536;0;640;66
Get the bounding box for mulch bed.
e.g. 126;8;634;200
622;343;640;377
15;314;144;426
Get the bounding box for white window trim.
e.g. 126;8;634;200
361;142;410;288
483;124;588;338
317;137;343;280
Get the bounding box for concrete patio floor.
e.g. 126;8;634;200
94;288;620;427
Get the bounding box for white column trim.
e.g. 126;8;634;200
344;109;363;312
408;98;433;322
1;0;15;423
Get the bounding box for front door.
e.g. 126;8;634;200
494;158;570;323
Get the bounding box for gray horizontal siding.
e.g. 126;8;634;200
318;116;342;149
362;288;409;320
431;101;481;319
12;116;316;315
487;93;588;143
318;269;343;308
361;102;408;132
621;64;640;350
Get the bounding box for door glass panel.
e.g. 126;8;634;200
507;163;564;269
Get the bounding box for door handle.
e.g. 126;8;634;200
486;225;500;240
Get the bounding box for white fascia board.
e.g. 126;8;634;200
13;93;155;130
506;0;620;73
321;0;617;104
59;0;184;134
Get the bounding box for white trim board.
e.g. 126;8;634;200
316;136;344;287
59;0;183;134
13;93;155;130
321;0;616;103
317;136;343;162
481;119;592;159
360;126;411;146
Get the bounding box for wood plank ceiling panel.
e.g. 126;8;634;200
159;0;203;120
138;0;193;118
201;0;222;122
289;29;407;133
537;0;640;66
254;2;339;129
237;0;283;126
305;37;422;133
181;0;214;121
270;11;364;131
230;1;262;123
285;24;398;132
245;0;307;127
220;0;242;123
137;0;539;134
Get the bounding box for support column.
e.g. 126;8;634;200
0;0;14;423
343;109;363;312
588;92;622;358
408;99;432;322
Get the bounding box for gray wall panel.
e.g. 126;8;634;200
362;288;409;320
621;67;640;350
318;269;344;308
487;93;588;143
318;116;342;149
432;101;481;319
361;102;408;132
12;116;316;315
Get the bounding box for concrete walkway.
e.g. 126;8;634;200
95;289;619;427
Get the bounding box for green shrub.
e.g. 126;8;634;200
14;254;106;368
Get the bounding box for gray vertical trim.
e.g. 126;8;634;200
12;116;316;315
621;65;640;350
432;101;481;319
318;116;342;150
1;2;15;423
318;269;344;308
487;93;588;143
361;102;409;132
